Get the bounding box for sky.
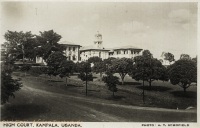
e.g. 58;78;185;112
1;1;198;60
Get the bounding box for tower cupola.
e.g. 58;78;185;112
94;31;103;49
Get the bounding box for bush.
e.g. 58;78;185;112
78;72;93;81
1;70;22;104
102;74;120;97
28;66;48;76
20;64;32;72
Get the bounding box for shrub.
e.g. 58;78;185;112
28;66;48;76
102;74;120;97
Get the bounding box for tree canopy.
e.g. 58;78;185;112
102;74;119;97
107;58;133;85
35;30;65;61
4;31;37;62
1;48;22;104
46;51;67;77
88;56;102;63
164;52;175;64
180;54;191;60
168;59;197;92
129;50;168;88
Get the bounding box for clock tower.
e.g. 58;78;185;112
94;31;103;49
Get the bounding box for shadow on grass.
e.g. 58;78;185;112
136;86;172;92
48;80;63;82
88;89;100;92
66;84;84;88
170;91;197;98
119;82;141;85
1;104;50;121
92;76;98;79
106;95;126;101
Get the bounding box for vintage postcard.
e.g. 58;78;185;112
0;0;199;128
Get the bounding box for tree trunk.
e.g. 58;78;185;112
113;91;115;98
65;77;68;86
121;76;125;85
22;45;25;65
184;87;186;93
86;72;88;96
142;78;145;104
149;79;152;90
99;72;102;81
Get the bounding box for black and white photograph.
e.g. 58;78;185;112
0;0;198;127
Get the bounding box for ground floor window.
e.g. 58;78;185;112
73;55;76;60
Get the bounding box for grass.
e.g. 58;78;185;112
12;72;197;110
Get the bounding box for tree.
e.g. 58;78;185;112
103;57;116;65
192;56;197;63
92;61;106;81
46;51;66;77
180;54;191;60
77;62;93;96
129;50;168;89
1;49;22;104
108;58;133;85
87;56;105;81
35;30;64;61
88;56;102;63
168;59;197;93
58;60;75;86
102;73;119;97
164;52;175;64
20;64;32;76
4;31;36;63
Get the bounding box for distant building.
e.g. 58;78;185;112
36;56;47;65
35;42;82;65
109;46;143;59
80;32;110;61
60;42;82;63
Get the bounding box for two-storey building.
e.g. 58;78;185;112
60;42;81;63
109;46;143;59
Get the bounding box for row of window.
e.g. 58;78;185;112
68;55;77;61
68;47;76;51
115;50;140;55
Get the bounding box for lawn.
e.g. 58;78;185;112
12;71;197;110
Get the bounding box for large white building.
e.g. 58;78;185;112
80;32;143;61
35;32;143;64
80;32;110;61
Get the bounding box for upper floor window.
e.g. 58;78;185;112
69;47;71;51
73;47;75;51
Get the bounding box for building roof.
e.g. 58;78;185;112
59;41;82;47
112;45;143;50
